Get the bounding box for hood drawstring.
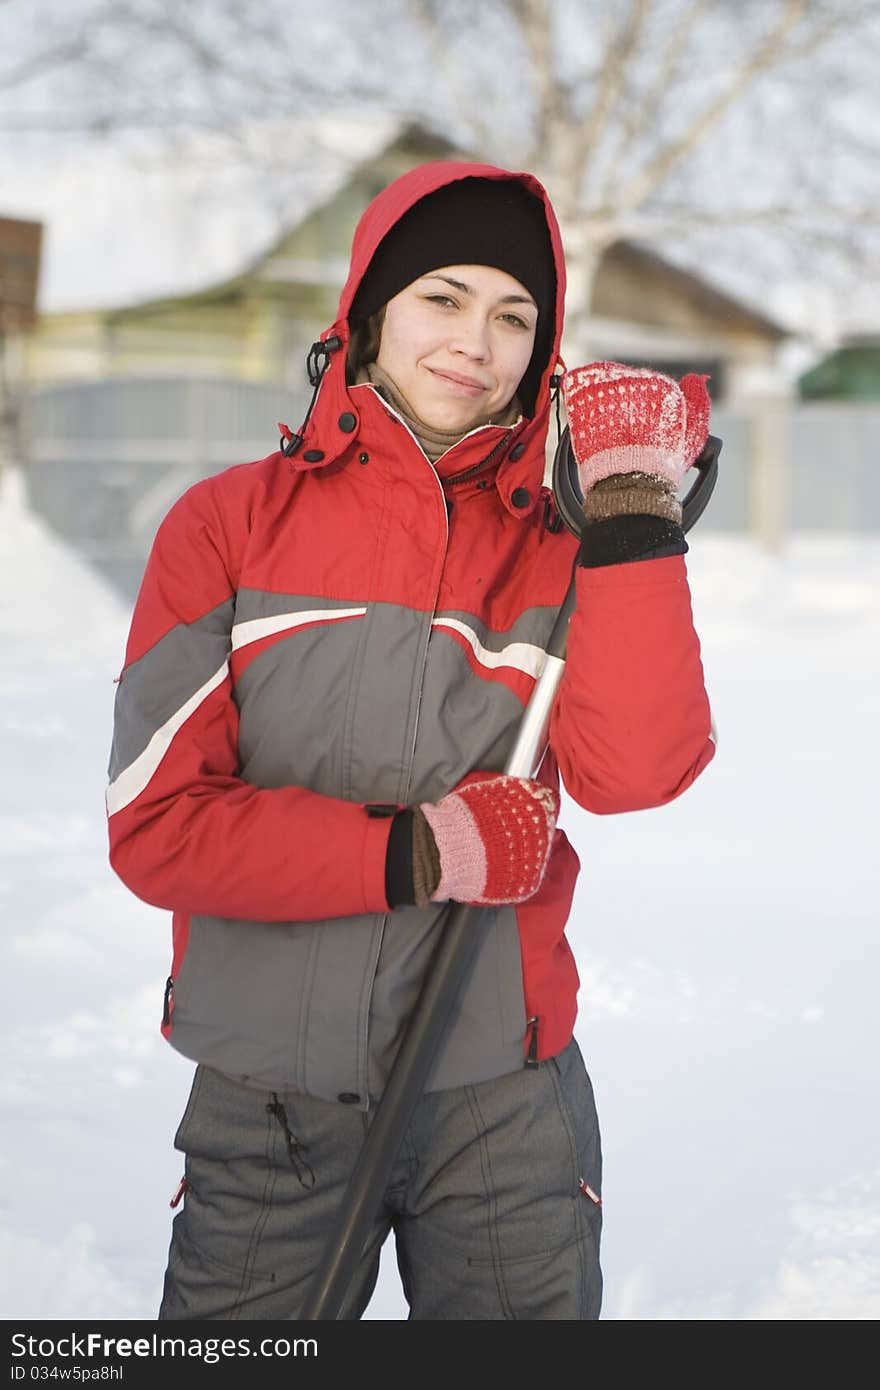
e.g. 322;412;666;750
540;485;564;537
540;374;565;539
551;371;562;446
279;335;342;459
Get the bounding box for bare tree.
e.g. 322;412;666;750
0;0;402;135
407;0;880;350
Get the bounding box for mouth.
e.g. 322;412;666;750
426;367;489;397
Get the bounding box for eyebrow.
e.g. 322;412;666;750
421;273;538;310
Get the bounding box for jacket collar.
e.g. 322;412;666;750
284;340;556;519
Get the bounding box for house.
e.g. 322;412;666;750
587;241;787;402
17;121;788;404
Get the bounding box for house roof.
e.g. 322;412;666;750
598;241;789;342
0;113;403;314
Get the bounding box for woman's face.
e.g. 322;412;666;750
375;263;539;433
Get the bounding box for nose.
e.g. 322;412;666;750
448;311;491;361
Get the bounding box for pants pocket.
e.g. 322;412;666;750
456;1055;602;1318
548;1042;603;1256
172;1065;206;1154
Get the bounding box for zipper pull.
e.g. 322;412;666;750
579;1177;602;1206
541;486;564;534
525;1015;540;1067
169;1176;187;1208
162;976;174;1027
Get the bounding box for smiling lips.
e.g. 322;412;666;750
427;367;489;396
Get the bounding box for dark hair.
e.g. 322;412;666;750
346;306;385;383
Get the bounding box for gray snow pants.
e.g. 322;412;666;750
158;1036;602;1321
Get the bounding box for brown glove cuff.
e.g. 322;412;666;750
411;806;442;907
582;472;683;525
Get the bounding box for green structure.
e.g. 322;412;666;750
798;337;880;401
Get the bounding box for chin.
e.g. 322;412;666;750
419;396;487;434
428;408;482;433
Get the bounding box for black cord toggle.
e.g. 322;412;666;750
552;372;563;445
283;337;343;458
307;335;341;386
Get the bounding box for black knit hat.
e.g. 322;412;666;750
348;177;557;415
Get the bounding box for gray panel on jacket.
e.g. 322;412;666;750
233;615;366;799
405;627;537;804
368;901;526;1098
169;910;385;1100
163;591;558;1101
344;601;432;805
108;598;235;780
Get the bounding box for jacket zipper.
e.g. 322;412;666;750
358;443;451;1104
402;425;526;798
400;463;450;804
357;404;515;1100
445;427;522;487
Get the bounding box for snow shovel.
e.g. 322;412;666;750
302;430;721;1319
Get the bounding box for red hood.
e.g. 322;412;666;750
335;160;566;423
284;162;569;517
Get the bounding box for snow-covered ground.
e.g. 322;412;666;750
1;465;877;1321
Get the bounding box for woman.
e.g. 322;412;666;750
107;162;715;1320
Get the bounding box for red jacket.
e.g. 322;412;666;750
106;162;715;1104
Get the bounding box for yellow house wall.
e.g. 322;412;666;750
23;286;333;387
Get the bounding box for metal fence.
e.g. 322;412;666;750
19;378;880;598
21;377;299;595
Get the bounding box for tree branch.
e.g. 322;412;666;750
572;0;653;193
513;0;564;168
627;198;880;237
0;36;94;91
596;0;714;203
407;0;497;158
610;0;816;215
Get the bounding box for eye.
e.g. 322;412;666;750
501;312;532;330
423;294;459;309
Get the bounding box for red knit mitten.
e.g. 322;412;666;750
561;361;711;492
419;771;559;906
